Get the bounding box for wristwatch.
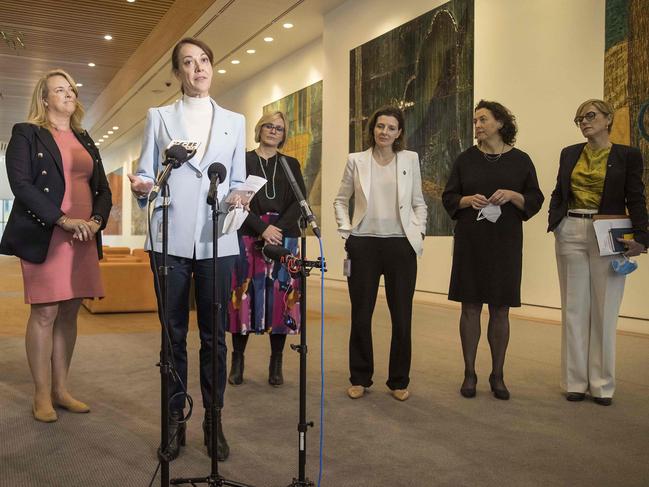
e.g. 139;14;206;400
90;215;104;226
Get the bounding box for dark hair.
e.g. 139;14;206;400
367;105;405;151
475;99;517;145
171;38;214;92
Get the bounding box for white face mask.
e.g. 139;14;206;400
476;203;502;223
222;205;249;235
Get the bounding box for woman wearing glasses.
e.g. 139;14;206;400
548;99;648;406
227;111;306;387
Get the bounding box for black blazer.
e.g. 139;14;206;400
0;123;112;263
547;142;648;248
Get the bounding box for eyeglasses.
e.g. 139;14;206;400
574;111;598;126
262;123;285;133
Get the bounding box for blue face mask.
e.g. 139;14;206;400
611;256;638;275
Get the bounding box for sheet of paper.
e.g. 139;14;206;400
593;217;632;256
225;175;267;204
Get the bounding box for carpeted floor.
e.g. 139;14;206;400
0;255;648;487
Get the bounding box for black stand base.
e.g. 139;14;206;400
286;478;314;487
171;475;254;487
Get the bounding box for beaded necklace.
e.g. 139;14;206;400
257;153;278;200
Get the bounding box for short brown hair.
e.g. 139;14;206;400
367;105;405;151
475;99;517;145
574;99;614;133
254;111;289;149
171;38;214;93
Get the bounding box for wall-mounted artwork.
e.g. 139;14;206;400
263;80;322;223
604;0;649;210
349;0;474;236
104;167;123;235
130;159;147;235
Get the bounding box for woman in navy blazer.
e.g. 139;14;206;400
129;38;246;461
0;69;111;423
548;99;648;406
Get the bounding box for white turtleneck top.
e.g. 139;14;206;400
181;94;213;164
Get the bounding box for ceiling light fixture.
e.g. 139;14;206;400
112;126;119;130
107;131;114;135
95;143;101;146
104;34;113;40
246;49;256;54
283;23;294;29
88;62;96;67
217;69;226;74
231;59;240;65
127;0;135;3
76;83;83;87
263;37;274;42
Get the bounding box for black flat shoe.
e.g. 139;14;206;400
460;373;477;398
566;392;586;402
489;374;510;401
593;397;612;406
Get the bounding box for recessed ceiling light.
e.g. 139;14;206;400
217;69;226;74
104;34;113;40
263;37;274;42
127;0;135;3
102;135;109;139
88;62;96;67
95;142;101;146
112;126;119;130
107;131;114;135
246;49;256;54
76;83;83;87
283;23;294;29
231;59;240;65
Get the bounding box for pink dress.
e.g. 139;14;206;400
20;130;104;304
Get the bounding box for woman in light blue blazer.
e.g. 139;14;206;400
128;37;245;462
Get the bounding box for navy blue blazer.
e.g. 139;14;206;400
0;123;112;263
547;142;648;248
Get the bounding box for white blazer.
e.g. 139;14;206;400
333;148;428;256
136;98;246;259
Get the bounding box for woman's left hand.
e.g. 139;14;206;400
618;238;646;257
488;189;513;206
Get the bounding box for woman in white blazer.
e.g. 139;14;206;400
334;105;427;402
128;38;245;462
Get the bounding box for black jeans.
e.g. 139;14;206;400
345;236;417;390
150;252;235;412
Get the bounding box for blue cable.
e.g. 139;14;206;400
317;237;325;487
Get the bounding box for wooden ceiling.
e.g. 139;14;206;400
0;0;179;142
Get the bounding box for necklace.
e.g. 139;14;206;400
257;153;278;200
479;142;505;162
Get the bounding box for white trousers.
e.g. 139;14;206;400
554;216;626;398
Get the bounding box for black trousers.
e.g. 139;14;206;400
346;236;417;390
150;252;235;412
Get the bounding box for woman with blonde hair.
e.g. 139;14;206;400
227;111;307;387
0;69;111;422
548;98;648;406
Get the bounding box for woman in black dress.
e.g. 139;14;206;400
442;100;544;400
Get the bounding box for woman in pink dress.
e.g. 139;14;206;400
0;69;111;422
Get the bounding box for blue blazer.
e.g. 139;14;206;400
136;98;246;259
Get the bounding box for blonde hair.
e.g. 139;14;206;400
254;111;289;149
27;69;85;132
574;99;614;133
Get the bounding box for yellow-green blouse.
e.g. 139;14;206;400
569;145;611;209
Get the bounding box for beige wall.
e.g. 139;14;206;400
102;0;649;332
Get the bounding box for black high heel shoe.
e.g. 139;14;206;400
159;410;185;461
460;372;477;398
489;374;510;401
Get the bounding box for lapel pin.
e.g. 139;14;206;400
403;170;407;175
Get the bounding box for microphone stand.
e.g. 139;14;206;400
172;195;253;487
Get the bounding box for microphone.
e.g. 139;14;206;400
262;244;301;274
279;156;320;238
206;162;227;206
148;145;190;202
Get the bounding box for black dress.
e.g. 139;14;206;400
442;146;544;307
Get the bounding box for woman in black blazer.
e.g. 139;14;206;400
548;98;647;406
0;69;111;422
